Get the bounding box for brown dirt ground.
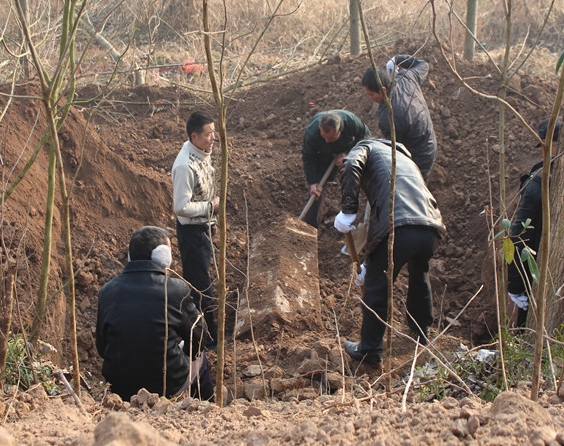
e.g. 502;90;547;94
2;40;564;445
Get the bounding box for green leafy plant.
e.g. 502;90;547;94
499;218;540;284
2;335;59;394
412;327;564;403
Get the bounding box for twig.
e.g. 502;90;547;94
331;309;347;403
242;190;267;396
363;288;483;396
57;370;87;414
402;342;418;412
483;136;509;391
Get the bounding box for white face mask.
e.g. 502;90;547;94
151;244;172;269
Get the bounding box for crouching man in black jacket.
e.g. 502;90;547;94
96;226;214;401
334;140;446;367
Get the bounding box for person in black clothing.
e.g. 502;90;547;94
301;110;371;228
362;55;437;182
507;117;562;326
334;139;445;367
96;226;214;401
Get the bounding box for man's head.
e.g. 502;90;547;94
186;111;216;153
537;116;562;143
128;226;172;269
362;67;392;104
319;112;343;143
537;116;562;156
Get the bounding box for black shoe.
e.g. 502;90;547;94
410;328;429;345
343;341;381;367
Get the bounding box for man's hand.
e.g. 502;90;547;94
335;152;347;168
309;183;322;198
212;196;220;214
508;292;528;310
334;211;356;233
354;263;366;287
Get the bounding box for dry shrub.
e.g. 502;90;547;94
0;0;562;89
476;0;564;50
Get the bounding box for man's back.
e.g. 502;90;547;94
96;260;198;400
340;140;445;254
377;58;437;181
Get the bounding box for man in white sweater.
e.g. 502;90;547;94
172;111;219;349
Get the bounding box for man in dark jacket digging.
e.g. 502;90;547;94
362;55;437;182
334;139;445;367
96;226;214;401
301;110;371;228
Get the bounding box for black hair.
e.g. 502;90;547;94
129;226;170;261
537;116;562;141
319;112;343;133
186;111;215;141
361;67;392;93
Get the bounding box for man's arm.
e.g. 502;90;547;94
339;145;368;214
395;55;429;84
178;293;206;358
302;134;331;186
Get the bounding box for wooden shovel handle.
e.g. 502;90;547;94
298;157;337;221
345;231;365;294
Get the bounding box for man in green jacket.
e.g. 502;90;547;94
301;110;371;228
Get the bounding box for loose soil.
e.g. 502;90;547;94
2;40;564;445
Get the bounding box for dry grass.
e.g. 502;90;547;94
0;0;562;91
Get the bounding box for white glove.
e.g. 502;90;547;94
334;212;356;233
508;292;528;310
354;263;366;287
386;57;397;75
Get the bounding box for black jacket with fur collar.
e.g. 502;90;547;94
96;260;204;400
340;139;445;255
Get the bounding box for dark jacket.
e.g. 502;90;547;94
507;160;544;295
377;56;437;181
340;139;445;255
302;110;371;185
96;260;205;400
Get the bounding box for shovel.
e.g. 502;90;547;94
345;231;365;294
341;204;370;256
298;157;337;221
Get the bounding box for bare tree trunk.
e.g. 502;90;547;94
0;263;16;384
29;145;57;345
358;2;397;394
349;0;361;56
19;0;31;79
544;123;564;334
16;0;83;395
532;70;564;399
203;0;228;406
463;0;478;62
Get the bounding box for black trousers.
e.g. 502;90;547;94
176;220;217;346
359;226;441;355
